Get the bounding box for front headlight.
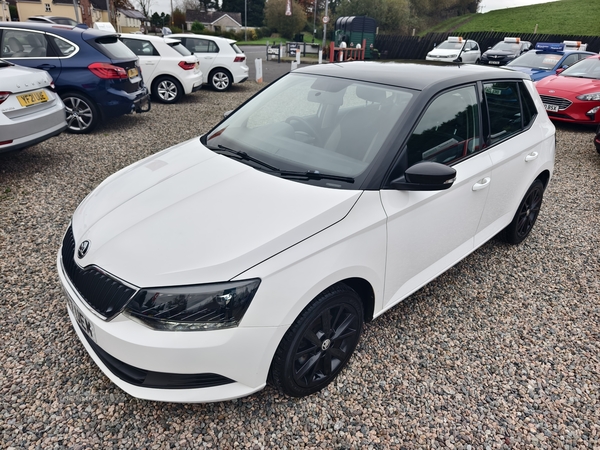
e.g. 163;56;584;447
124;279;261;331
576;92;600;101
449;54;458;58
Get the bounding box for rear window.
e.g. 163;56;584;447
231;43;243;54
90;36;136;60
169;42;192;56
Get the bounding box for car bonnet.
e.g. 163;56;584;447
70;138;362;287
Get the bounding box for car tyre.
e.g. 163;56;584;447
210;69;232;91
61;92;99;134
270;283;364;397
502;179;544;244
152;76;183;104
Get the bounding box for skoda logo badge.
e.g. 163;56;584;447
78;240;90;259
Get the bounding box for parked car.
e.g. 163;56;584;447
120;33;202;104
507;41;595;82
425;36;481;64
0;59;66;153
0;22;150;133
478;37;531;66
170;33;248;91
535;55;600;125
27;16;80;26
58;62;555;403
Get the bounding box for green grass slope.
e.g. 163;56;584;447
424;0;599;36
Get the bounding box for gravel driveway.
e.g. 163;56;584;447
1;81;599;449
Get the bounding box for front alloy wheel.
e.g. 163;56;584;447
62;93;98;134
270;284;364;397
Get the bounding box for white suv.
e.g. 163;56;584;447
170;33;249;91
120;34;203;104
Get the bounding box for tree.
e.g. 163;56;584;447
265;0;307;38
338;0;410;33
136;0;153;18
221;0;266;27
172;7;186;28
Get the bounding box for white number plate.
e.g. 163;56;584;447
488;61;500;65
66;295;96;342
544;103;559;112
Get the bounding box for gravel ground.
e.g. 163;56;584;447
1;81;599;449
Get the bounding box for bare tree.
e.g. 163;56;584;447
136;0;153;17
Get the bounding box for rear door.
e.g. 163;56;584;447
0;28;62;81
181;37;219;80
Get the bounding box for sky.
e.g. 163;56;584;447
149;0;561;20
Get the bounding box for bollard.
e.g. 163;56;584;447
291;61;298;71
255;58;263;83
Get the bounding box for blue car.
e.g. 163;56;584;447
507;41;596;82
0;22;150;133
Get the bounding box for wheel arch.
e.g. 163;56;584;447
56;88;103;120
339;277;375;322
536;169;551;189
209;66;233;79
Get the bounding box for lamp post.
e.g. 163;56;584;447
244;0;247;41
322;0;328;49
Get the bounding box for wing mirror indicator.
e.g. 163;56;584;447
390;161;457;191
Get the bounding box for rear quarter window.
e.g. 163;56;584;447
169;42;192;56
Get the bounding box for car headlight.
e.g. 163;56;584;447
576;92;600;101
449;54;458;58
124;279;261;331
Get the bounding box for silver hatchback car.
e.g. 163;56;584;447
0;59;67;153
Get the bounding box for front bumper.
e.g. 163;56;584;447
57;251;286;403
545;103;600;125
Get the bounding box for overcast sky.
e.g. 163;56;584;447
149;0;561;20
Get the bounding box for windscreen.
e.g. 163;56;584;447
492;42;520;52
204;73;414;187
508;52;562;69
560;57;600;79
437;41;464;50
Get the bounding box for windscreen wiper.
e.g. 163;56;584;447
276;170;354;184
211;144;279;171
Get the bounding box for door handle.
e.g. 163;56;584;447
472;177;491;191
525;152;539;162
36;64;56;70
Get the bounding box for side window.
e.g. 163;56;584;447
484;81;522;145
406;85;480;167
121;38;158;56
189;38;210;53
561;54;579;68
208;40;219;53
519;83;538;129
48;35;76;57
0;30;48;58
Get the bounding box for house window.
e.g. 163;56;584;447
45;3;51;12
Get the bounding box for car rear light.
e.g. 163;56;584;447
234;56;245;63
178;61;196;70
0;91;10;105
88;62;128;79
0;140;14;146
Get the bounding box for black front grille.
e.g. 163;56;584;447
539;95;572;110
80;327;235;389
61;226;137;320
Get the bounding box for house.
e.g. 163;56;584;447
185;10;242;33
117;8;148;33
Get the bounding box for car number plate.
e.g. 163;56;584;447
544;103;559;112
489;61;500;65
16;90;49;107
66;295;96;342
128;67;139;78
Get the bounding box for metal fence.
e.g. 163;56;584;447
375;32;600;60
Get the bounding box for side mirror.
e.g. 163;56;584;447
555;68;565;75
488;46;492;50
390;161;457;191
223;110;233;119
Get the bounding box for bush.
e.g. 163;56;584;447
191;21;205;33
171;26;182;34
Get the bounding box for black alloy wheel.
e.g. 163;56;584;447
503;179;544;244
270;284;364;397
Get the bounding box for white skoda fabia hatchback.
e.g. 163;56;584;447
58;62;555;402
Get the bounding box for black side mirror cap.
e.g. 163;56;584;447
390;161;457;191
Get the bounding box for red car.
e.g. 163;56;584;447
535;55;600;125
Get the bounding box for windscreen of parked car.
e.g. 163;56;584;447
436;41;464;50
559;57;600;79
203;73;414;187
491;42;521;52
507;52;562;69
